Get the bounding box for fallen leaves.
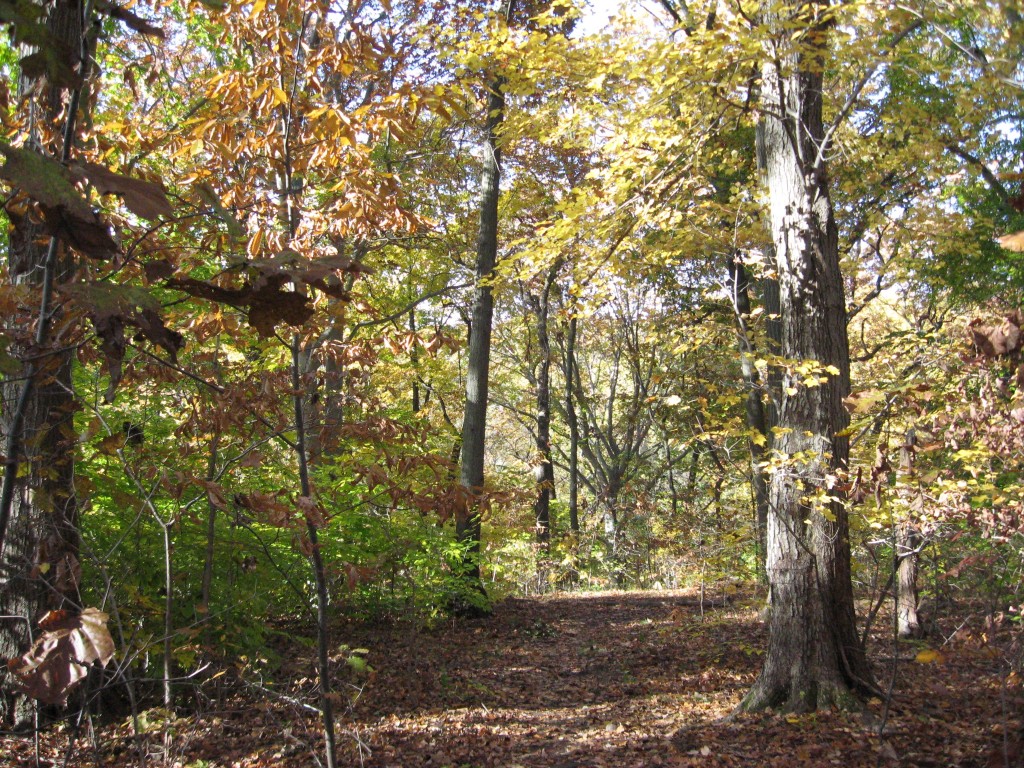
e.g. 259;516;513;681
2;590;1021;767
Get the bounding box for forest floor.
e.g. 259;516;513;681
3;587;1022;767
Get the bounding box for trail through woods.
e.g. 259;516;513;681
2;589;1021;767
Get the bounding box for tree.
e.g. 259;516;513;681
0;0;90;726
740;0;877;711
456;0;517;607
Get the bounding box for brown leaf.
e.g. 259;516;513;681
970;314;1023;358
3;0;81;90
71;161;173;221
8;608;115;705
0;146;118;260
997;230;1024;252
236;492;293;527
247;290;313;337
201;481;229;509
143;259;176;283
19;47;83;91
167;274;313;337
133;308;184;362
296;495;326;527
62;283;181;400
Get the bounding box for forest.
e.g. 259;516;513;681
0;0;1022;765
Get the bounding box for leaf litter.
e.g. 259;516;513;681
2;588;1020;767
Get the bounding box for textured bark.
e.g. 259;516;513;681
564;314;580;533
728;256;770;576
528;273;557;548
760;274;782;433
740;0;875;713
0;0;84;727
457;65;507;595
896;522;922;639
292;339;337;768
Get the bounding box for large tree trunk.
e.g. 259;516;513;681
740;0;876;713
0;0;84;728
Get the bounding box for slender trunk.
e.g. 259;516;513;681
564;314;580;533
160;517;173;709
896;522;921;638
0;0;85;726
410;308;420;414
200;432;220;620
457;11;514;598
740;0;875;713
728;255;770;578
292;338;337;768
529;274;556;548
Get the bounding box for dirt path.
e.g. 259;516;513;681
3;589;1020;766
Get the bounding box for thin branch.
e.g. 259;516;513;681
817;20;924;173
946;142;1012;208
350;282;471;332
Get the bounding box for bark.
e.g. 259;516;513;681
0;0;84;727
740;0;876;713
457;54;509;599
760;274;782;433
528;271;557;548
728;255;770;576
896;522;921;639
410;308;421;414
564;314;581;533
293;338;337;768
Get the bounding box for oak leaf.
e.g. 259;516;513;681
70;161;173;221
7;608;115;705
0;146;118;260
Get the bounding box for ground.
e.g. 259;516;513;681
2;588;1021;767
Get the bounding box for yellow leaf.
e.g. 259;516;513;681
272;87;289;106
247;229;264;258
915;648;945;664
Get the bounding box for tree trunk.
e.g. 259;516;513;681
740;0;876;713
292;338;337;768
0;0;84;727
728;255;770;578
528;272;557;548
456;58;509;602
896;522;921;639
410;308;421;414
564;314;581;533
